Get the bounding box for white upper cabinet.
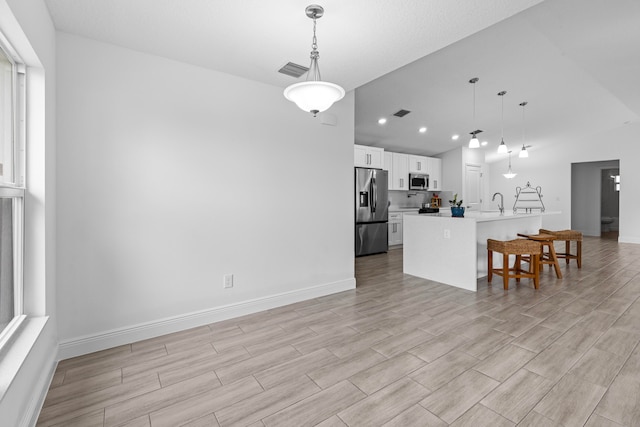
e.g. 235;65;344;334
384;151;409;190
391;153;409;190
408;155;429;173
428;157;442;191
354;144;384;168
383;152;392;187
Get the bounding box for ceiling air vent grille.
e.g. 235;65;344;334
278;62;309;78
393;109;412;118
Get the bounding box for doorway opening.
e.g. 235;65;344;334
571;160;620;239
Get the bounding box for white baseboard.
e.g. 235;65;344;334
618;235;640;244
57;278;355;360
23;350;58;427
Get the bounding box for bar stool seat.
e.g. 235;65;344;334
517;233;563;279
539;229;583;268
487;238;541;290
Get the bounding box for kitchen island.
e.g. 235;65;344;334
403;211;551;291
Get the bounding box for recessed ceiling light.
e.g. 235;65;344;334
451;134;459;140
378;118;387;125
481;141;488;146
419;127;427;133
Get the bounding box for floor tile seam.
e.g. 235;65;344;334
414;358;484;394
121;348;222;381
41;372;160;419
608;340;640;383
454;401;512;425
38;377;161;427
594;332;640;361
215;376;322;427
43;368;125;408
418;371;500;424
213;346;303;386
550;373;610;427
47;408;106;427
104;371;223;426
590;411;628;427
147;377;263;426
65;350;174;382
243;331;319;357
56;345;134;371
518;368;573;423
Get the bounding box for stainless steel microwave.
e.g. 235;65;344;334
409;173;429;190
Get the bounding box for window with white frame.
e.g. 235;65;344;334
0;35;25;341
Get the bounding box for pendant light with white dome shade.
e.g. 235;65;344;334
503;151;517;179
284;5;345;117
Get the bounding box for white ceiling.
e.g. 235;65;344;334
44;0;640;163
355;0;640;161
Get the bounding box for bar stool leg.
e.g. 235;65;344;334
577;240;582;268
565;240;570;265
488;249;493;282
503;253;509;290
533;253;540;289
546;242;562;279
515;254;522;283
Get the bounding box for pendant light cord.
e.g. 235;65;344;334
520;101;528;145
501;94;504;139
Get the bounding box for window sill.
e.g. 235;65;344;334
0;316;49;402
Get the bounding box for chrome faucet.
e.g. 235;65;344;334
492;192;504;214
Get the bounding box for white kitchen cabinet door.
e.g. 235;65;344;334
428;157;442;191
391;153;409;190
388;213;403;245
354;144;384;168
383;152;393;187
409;155;429;173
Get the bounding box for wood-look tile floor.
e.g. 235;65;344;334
38;237;640;426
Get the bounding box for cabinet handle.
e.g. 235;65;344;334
393;223;397;233
400;178;404;187
434;180;437;188
418;162;421;171
367;154;371;165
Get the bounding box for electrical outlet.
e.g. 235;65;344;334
223;274;233;288
444;229;451;239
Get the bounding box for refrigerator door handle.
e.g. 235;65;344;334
371;175;377;213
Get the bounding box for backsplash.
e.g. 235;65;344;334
388;190;454;209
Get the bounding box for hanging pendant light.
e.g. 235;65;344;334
519;101;529;158
503;150;517;179
468;78;480;148
497;91;508;154
284;5;345;117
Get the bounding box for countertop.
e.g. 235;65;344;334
404;210;560;223
389;207;422;213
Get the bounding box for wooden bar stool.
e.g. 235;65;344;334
487;239;541;290
517;233;563;279
539;229;583;268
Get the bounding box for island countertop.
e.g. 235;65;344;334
403;211;559;291
404;210;559;222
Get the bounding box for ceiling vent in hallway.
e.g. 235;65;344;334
393;109;412;118
278;62;309;78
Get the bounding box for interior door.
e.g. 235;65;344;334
464;163;482;211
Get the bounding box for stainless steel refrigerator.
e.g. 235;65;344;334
355;167;389;257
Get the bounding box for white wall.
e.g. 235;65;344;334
438;146;491;210
56;33;356;357
487;123;640;242
0;0;57;425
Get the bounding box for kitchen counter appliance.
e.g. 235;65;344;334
409;173;429;191
355;167;389;256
